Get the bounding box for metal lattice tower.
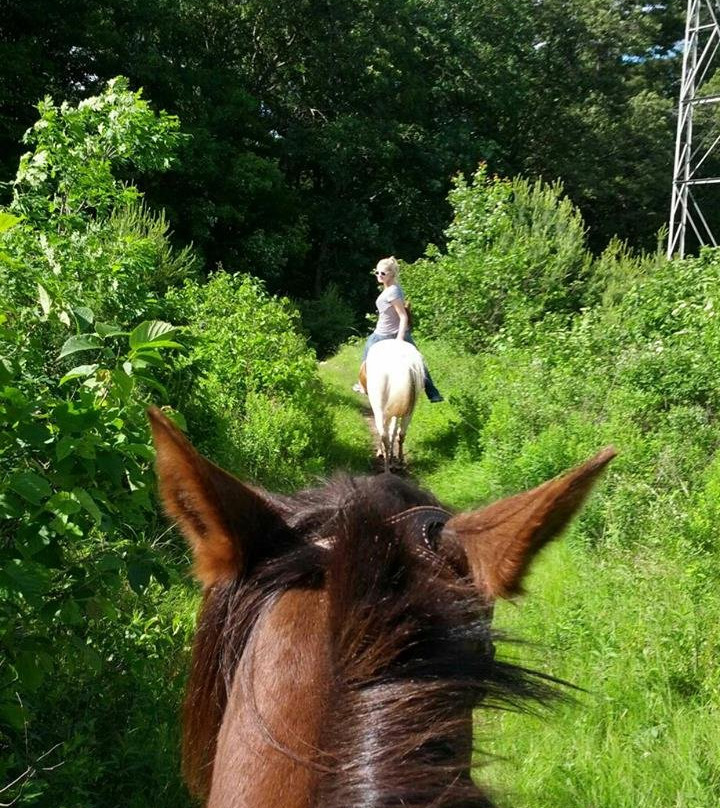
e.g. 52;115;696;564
668;0;720;258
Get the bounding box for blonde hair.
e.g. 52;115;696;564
376;256;399;279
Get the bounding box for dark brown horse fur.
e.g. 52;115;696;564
148;407;615;808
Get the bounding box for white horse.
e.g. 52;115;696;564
365;339;425;472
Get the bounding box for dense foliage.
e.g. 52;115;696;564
167;272;332;489
2;22;719;803
321;169;720;806
402;165;590;351
403;166;720;565
0;80;332;804
0;0;685;338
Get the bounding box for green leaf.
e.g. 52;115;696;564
129;320;180;351
0;357;12;385
152;561;171;588
1;559;52;602
38;283;52;316
0;701;26;731
110;367;134;400
131;349;165;368
0;492;26;519
0;211;21;233
132;372;168;397
96;322;127;338
56;435;76;461
86;597;120;620
127;561;151;593
74;306;95;327
59;364;99;385
7;470;52;504
72;487;102;524
53;401;97;435
81;646;102;674
124;443;155;460
59;334;103;359
96;553;122;572
59;598;83;626
16;421;52;447
135;339;184;352
46;490;82;518
13;650;47;691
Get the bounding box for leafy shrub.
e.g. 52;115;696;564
0;79;196;804
11;76;182;228
2;78;195;345
0;310;187;800
438;237;720;558
0;76;338;802
167;272;334;490
402;165;590;351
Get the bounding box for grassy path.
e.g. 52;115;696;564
319;342;720;808
319;341;495;508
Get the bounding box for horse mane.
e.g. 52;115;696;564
182;529;324;797
315;481;559;807
182;474;561;805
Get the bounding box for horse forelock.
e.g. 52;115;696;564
184;473;561;806
314;482;551;808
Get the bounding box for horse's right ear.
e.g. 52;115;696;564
441;448;616;600
147;407;282;588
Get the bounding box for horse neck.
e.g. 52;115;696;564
208;588;330;808
207;586;488;808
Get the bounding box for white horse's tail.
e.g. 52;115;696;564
367;340;424;415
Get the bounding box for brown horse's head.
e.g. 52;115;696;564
148;407;614;808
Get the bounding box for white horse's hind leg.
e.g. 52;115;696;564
381;424;392;473
397;414;411;465
388;416;400;470
372;409;390;471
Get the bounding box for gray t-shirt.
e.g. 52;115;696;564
374;284;405;337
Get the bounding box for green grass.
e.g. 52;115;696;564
323;338;720;808
317;342;375;474
482;540;720;807
319;340;493;507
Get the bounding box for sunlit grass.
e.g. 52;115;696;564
317;342;375;474
324;339;720;808
480;539;720;807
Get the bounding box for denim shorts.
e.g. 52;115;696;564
361;331;417;361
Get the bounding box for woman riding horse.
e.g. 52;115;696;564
353;256;443;402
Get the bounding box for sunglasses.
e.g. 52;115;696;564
375;270;389;277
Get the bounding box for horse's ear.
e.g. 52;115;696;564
441;448;616;600
148;407;282;588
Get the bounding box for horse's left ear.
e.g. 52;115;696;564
148;407;284;588
440;448;616;600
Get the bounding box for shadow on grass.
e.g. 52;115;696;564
325;438;375;474
408;419;462;476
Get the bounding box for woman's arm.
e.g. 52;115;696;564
391;299;409;341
